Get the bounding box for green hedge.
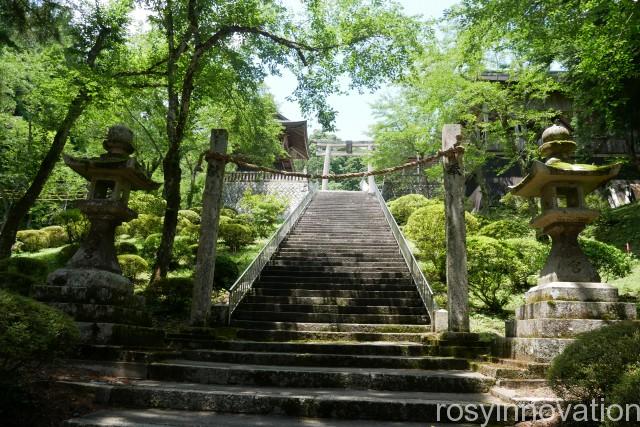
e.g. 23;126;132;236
580;238;633;281
118;254;149;286
15;230;50;252
143;277;193;317
40;226;68;248
478;218;534;240
219;223;254;252
0;290;79;375
387;194;435;225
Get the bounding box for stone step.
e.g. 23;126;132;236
262;266;410;275
268;257;407;271
495;379;549;390
49;302;151;326
471;362;540;380
236;303;423;314
252;282;416;291
257;276;412;285
251;288;417;298
277;247;400;254
232;310;429;324
284;237;396;244
148;360;488;392
515;300;637;320
230;320;430;332
75;344;182;363
64;381;513;423
235;329;431;343
242;295;423;306
63;409;450;427
281;242;399;249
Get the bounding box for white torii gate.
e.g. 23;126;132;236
314;140;375;191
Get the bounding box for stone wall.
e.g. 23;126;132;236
223;173;311;215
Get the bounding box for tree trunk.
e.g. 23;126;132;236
0;93;88;259
151;144;182;281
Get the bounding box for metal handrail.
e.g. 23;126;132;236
227;185;318;323
370;180;439;323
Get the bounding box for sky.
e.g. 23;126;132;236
265;0;460;141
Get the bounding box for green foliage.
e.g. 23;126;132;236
0;257;48;281
141;233;162;260
239;191;286;238
586;202;640;257
548;322;640;403
128;193;166;217
387;194;435;225
0;290;79;375
221;207;237;218
467;236;520;313
171;235;196;268
39;226;68;248
178;209;200;225
126;214;163;238
502;238;549;290
580;238;633;281
117;254;148;286
606;363;640;427
55;243;79;266
143;277;193;317
214;255;240;291
219;223;255;252
404;202;479;272
52;209;89;244
478;219;534;240
0;272;35;296
115;241;138;255
15;230;49;252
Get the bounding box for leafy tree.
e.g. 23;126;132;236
451;0;640;169
139;0;426;281
0;0;134;258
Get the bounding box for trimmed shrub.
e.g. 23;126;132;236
0;290;79;375
219;222;254;252
503;238;549;290
128;192;166;216
606;363;640;426
178;209;201;225
143;277;193;317
118;254;149;285
52;208;89;243
404;203;479;271
221;207;237;218
239;191;286;237
172;235;196;268
579;238;633;281
142;233;162;260
126;214;163;238
0;257;49;281
0;272;35;296
214;254;240;290
15;230;49;252
548;322;640;404
388;194;435;225
467;236;521;313
40;226;68;248
478;219;534;240
116;241;139;255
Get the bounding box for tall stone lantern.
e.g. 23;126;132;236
505;124;637;362
38;125;162;344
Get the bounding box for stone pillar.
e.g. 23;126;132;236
367;144;375;193
442;124;470;333
322;145;331;190
191;129;228;326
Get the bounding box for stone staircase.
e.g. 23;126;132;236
62;191;513;426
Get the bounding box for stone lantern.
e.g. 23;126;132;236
38;125;162;344
505;124;637;362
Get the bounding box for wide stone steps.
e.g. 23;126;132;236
147;360;489;392
257;276;412;285
251;288;417;298
235;328;431;343
231;310;429;324
235;303;423;314
262;266;410;275
252;281;415;291
230;320;431;332
63;381;512;423
276;249;403;257
241;295;423;306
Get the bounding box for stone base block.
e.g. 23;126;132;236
505;337;575;363
77;322;164;346
525;281;619;304
507;318;619;338
49;302;151;326
33;284;142;307
516;300;637;321
47;268;132;293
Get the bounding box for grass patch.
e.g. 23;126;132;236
611;261;640;298
586;201;640;257
470;313;506;335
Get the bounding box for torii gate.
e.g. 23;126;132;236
314;140;375;191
